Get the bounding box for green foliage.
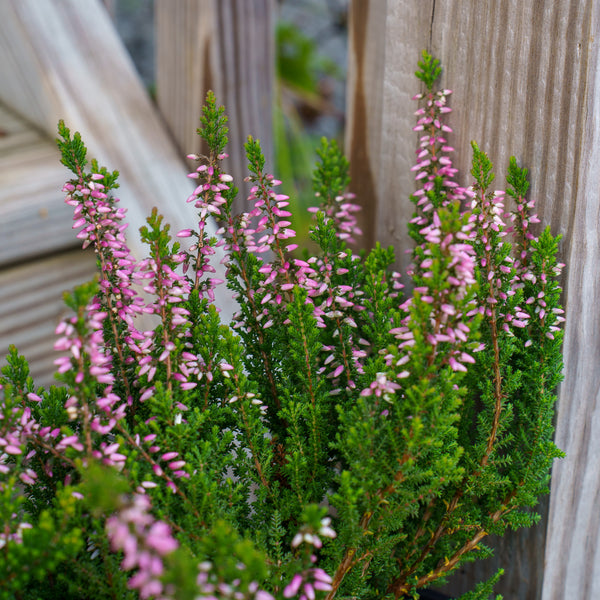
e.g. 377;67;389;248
456;569;504;600
1;57;564;600
57;119;88;176
197;90;229;158
276;21;340;94
312;138;350;203
415;50;442;90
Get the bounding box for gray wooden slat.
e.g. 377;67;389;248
0;0;235;317
0;251;98;388
0;103;42;154
0;104;77;267
345;1;599;598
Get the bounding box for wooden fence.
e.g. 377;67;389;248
0;1;598;598
344;3;600;598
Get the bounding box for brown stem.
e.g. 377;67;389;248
389;494;517;598
481;224;504;467
325;548;359;600
153;251;173;394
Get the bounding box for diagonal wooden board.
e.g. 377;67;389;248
0;0;235;317
0;0;240;385
0;102;76;268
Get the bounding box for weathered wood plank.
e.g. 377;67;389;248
0;102;76;267
430;4;597;598
155;0;216;168
0;0;234;316
344;0;388;250
346;0;434;271
155;0;275;210
0;251;98;388
345;1;599;598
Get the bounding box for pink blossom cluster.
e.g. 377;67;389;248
106;492;179;599
182;154;231;300
54;299;128;443
294;250;366;391
283;568;333;600
510;197;540;265
183;147;369;400
138;434;189;486
64;175;145;331
0;402;41;485
291;516;336;549
307;191;362;244
388;219;478;375
207;166;300;332
410;88;466;225
63;172;150;415
0;519;33;550
360;372;402;399
508;194;565;337
135;252;194;396
284;518;335;600
467;187;533;335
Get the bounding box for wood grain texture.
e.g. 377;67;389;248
155;0;217;167
346;0;434;271
0;102;76;268
430;4;597;599
0;252;99;388
155;0;275;210
0;0;235;316
345;0;600;598
344;0;388;250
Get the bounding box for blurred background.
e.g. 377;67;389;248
104;0;350;243
0;0;351;386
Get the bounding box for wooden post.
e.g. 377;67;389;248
345;0;387;251
155;0;275;210
345;1;600;598
346;0;436;269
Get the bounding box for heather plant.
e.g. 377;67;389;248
0;52;564;600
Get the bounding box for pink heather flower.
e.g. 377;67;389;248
448;356;467;372
361;373;401;400
106;494;178;599
284;575;303;598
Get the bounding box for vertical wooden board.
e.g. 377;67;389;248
155;0;275;211
539;7;600;598
345;0;600;598
425;3;598;598
155;0;217;165
214;0;275;199
344;0;388;249
373;1;434;277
